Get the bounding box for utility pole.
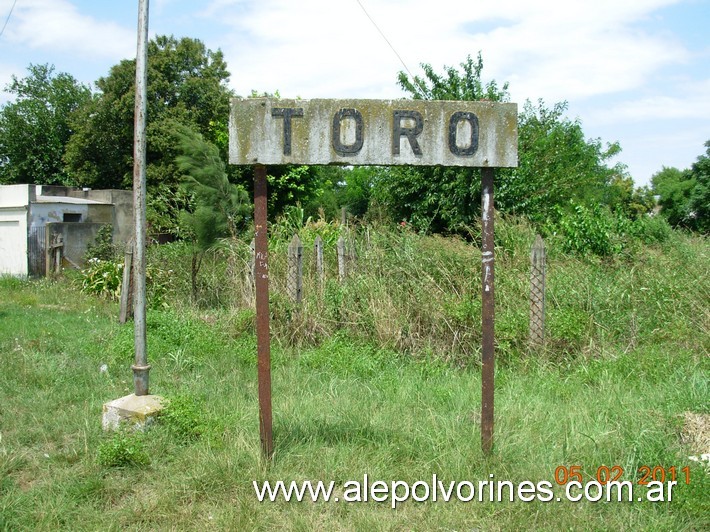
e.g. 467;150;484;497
102;0;163;431
131;0;150;396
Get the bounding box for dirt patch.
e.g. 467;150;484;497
680;412;710;461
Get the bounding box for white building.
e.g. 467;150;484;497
0;184;131;277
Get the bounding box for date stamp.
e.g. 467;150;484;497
554;465;692;485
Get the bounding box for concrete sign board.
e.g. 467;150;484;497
230;98;517;168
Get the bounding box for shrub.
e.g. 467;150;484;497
549;202;619;256
159;395;211;443
629;215;672;245
80;258;123;300
85;224;116;261
97;431;150;467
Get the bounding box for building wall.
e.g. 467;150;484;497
29;202;91;228
28;203;113;274
39;186;133;245
47;222;110;268
0;185;30;276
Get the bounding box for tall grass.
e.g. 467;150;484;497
147;215;708;365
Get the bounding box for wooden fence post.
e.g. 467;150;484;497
45;232;64;277
287;234;303;304
529;234;546;347
119;241;134;324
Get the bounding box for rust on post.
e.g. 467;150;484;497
254;164;273;459
244;238;255;307
481;167;495;455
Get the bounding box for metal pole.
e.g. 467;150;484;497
131;0;150;396
254;165;273;458
480;167;495;455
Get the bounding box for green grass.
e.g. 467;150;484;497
0;227;708;530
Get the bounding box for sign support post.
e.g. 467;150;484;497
480;167;495;455
254;164;274;459
230;98;517;458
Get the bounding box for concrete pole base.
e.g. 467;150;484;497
102;393;164;431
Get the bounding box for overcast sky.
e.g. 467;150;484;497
1;0;708;186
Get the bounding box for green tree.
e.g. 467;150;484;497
500;99;627;222
687;140;709;233
0;64;91;185
266;165;324;216
173;124;251;300
382;56;630;234
64;36;233;190
651;166;695;228
374;54;509;233
397;52;509;101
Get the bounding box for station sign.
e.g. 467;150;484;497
230;98;517;167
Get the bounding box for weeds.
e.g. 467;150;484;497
97;431;150;467
159;395;209;443
135;216;710;365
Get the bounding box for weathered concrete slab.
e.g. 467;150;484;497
102;393;164;431
230;98;517;167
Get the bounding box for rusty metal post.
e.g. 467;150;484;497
480;167;495;455
254;165;273;459
131;0;150;396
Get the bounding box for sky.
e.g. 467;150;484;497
0;0;708;187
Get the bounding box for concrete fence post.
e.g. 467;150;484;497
314;235;324;291
529;234;546;347
337;236;346;282
287;234;303;304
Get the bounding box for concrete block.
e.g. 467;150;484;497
102;393;164;431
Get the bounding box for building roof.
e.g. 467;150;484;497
34;195;110;205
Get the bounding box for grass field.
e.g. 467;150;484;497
0;225;708;530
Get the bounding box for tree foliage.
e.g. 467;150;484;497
377;54;636;234
173;124;251;301
266;165;327;217
499;99;628;222
687;141;709;233
0;64;91;185
174;124;251;249
64;36;233;190
397;53;509;102
651;166;695;228
653;140;710;233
